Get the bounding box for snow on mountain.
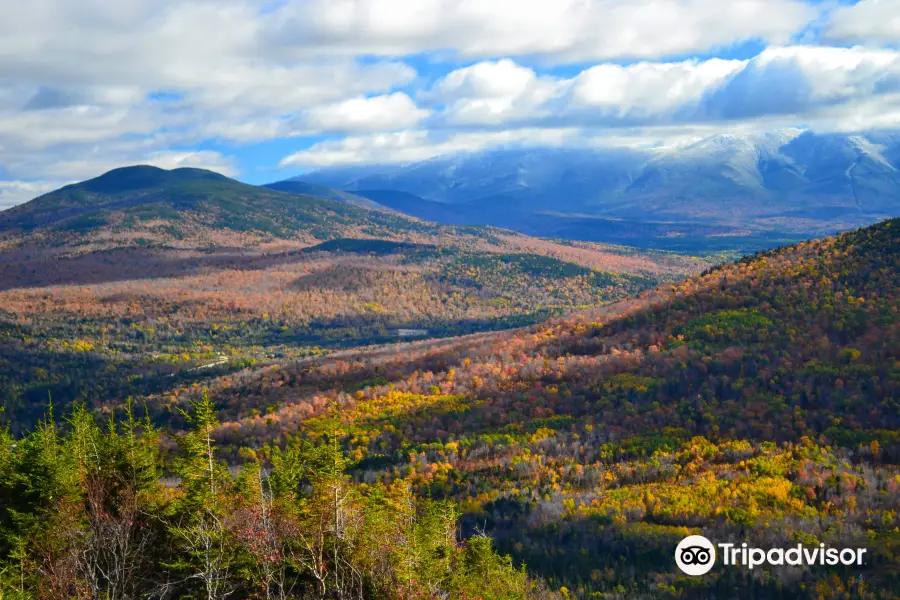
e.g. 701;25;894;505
293;129;900;239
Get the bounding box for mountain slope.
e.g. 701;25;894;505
4;163;899;596
201;217;900;597
0;165;440;247
347;189;467;222
262;179;389;211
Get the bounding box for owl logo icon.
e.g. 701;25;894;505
675;535;716;576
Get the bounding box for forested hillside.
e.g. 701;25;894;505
179;218;898;598
0;165;423;246
6;0;900;597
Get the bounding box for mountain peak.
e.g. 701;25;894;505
73;165;231;195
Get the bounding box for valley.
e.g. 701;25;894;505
0;167;706;434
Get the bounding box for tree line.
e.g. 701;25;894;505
0;395;552;599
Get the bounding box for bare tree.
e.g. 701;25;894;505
169;508;235;600
77;477;155;600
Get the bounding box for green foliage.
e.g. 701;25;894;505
454;534;531;599
677;308;774;344
446;252;650;291
218;217;900;599
0;401;542;599
174;390;227;505
58;211;110;232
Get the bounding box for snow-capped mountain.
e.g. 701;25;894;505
286;129;900;249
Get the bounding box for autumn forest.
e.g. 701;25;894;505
1;167;899;599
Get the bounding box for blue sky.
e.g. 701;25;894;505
0;0;898;205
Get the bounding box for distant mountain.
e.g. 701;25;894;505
0;165;438;246
262;180;389;211
344;190;464;222
295;129;900;249
299;147;645;211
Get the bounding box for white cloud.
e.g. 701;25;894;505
805;93;900;133
182;61;416;112
280;44;900;169
434;60;538;100
421;47;900;131
825;0;900;45
702;46;900;119
1;0;899;183
570;59;745;113
278;121;822;168
304;93;429;132
0;0;415;113
0;139;239;182
426;58;747;127
427;60;561;126
280;128;580;167
0;0;817;125
271;0;817;62
0;105;176;150
0;0;420;180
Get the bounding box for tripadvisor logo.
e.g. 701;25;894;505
675;535;868;576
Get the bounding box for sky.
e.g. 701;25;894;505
0;0;899;208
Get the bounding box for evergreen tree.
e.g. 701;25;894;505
167;390;236;599
0;397;547;599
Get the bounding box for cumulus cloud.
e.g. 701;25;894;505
0;0;413;103
433;60;538;100
0;0;419;180
425;58;748;128
569;60;745;113
422;47;900;130
425;60;560;126
305;93;429;132
701;46;900;119
0;104;177;150
0;0;899;184
825;0;900;45
280;44;900;168
270;0;816;62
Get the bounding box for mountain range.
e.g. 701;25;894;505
282;129;900;251
6;128;899;255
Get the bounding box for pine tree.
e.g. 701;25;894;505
1;404;85;598
68;402;162;599
167;390;236;599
